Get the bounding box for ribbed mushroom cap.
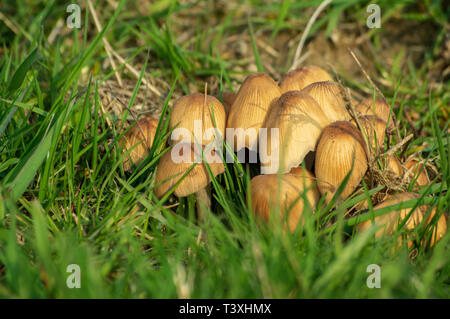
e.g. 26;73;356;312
170;93;226;145
357;193;424;239
403;159;430;188
315;121;368;203
249;167;320;233
356;192;447;247
226;73;281;151
351;115;386;151
154;143;225;198
301;81;350;122
120;116;159;171
279;65;332;93
356;98;394;130
221;91;236;115
260;91;329;174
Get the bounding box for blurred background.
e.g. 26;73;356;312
1;0;448;119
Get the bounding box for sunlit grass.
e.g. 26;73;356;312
0;0;448;298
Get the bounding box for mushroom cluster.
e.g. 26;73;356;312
119;65;447;247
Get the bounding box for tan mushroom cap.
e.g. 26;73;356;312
425;208;448;247
226;73;281;152
315;121;368;204
351;115;386;151
301;81;350;122
249;167;320;233
170;93;226;145
260;91;330;174
120;116;159;171
403;159;430;189
154;143;225;198
356;98;395;130
279;65;333;93
356;192;447;247
221;91;236;116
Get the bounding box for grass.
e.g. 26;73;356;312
0;0;449;298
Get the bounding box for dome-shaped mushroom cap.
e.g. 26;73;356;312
279;65;332;93
403;159;430;189
357;193;423;237
120;116;159;171
154;143;225;198
356;98;395;130
260;91;330;174
315;121;368;204
170;93;226;145
301;81;350;122
249;167;320;233
226;73;281;151
220;91;236;116
351;115;386;151
356;192;447;247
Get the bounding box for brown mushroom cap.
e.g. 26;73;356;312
170;93;226;145
315;121;368;204
357;193;423;237
403;159;430;188
279;65;333;93
120;116;159;171
301;81;350;122
351;115;386;151
356;98;395;130
154;143;225;198
356;192;447;247
425;209;448;247
226;73;281;151
249;167;320;233
260;91;329;174
221;91;236;116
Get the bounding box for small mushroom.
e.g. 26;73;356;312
315;121;368;204
356;192;447;247
260;91;329;174
403;159;430;189
170;93;226;145
220;91;236;115
356;98;395;130
301;81;350;122
351;115;386;151
226;73;281;152
249;167;320;233
154;143;225;220
279;65;332;93
120;116;159;171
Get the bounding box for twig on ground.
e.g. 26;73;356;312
87;0;162;97
87;0;123;87
290;0;332;71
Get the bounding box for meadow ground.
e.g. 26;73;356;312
0;0;449;298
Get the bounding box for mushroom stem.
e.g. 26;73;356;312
195;187;211;222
